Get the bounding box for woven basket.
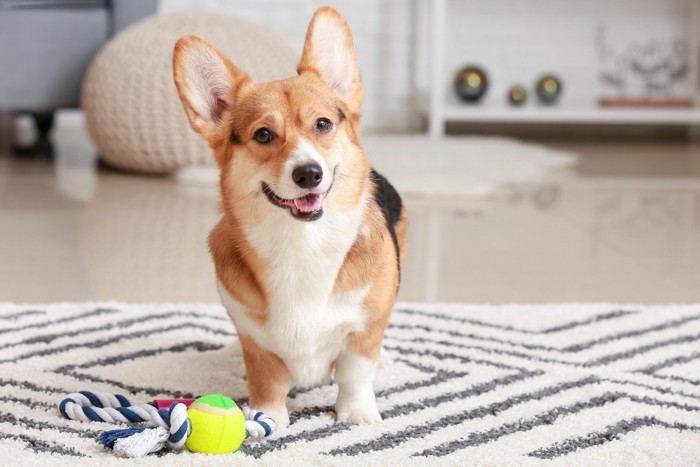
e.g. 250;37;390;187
82;12;297;173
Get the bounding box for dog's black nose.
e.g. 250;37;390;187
292;163;323;188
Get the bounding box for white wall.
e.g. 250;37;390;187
161;0;695;132
160;0;419;133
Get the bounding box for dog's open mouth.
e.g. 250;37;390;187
262;183;327;221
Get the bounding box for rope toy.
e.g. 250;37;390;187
59;391;275;457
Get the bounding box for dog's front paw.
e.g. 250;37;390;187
336;405;382;424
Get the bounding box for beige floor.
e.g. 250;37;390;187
2;123;700;304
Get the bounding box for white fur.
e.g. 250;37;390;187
218;186;370;388
335;351;381;423
277;138;335;199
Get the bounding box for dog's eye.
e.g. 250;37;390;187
254;128;274;144
315;118;333;133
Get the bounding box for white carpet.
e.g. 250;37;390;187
177;135;578;198
1;302;698;466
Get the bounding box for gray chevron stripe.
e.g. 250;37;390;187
0;322;234;364
288;405;335;424
241;422;352;459
644;373;700;387
528;417;700;459
0;310;45;321
636;351;700;386
563;314;700;352
328;376;597;456
384;343;531;371
287;370;471;424
0;395;53;410
390;313;700;355
388;322;560;352
396;308;639;335
59;370;199;400
414;392;700;457
637;351;700;375
55;341;225;372
284;366;470;408
0;431;86;457
388;335;578;366
603;378;700;401
53;342;225;398
584;333;700;367
0;310;233;351
0;412;99;437
249;367;491;455
389;331;700;369
0;308;118;336
0;377;74;395
380;370;543;420
247;370;540;457
376;370;469;398
390;357;437;373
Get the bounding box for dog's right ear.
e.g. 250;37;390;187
172;35;250;144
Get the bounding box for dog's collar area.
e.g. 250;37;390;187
261;182;326;222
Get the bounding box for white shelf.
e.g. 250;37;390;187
442;105;700;125
427;0;700;136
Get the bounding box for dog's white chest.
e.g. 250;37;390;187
266;286;368;386
219;207;368;386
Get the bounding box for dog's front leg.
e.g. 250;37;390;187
239;334;291;430
334;347;382;424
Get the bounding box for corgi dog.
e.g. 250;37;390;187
172;6;406;429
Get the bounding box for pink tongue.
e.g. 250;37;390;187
293;193;323;212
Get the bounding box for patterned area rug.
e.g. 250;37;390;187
1;302;699;466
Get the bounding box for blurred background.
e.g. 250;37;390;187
1;0;699;304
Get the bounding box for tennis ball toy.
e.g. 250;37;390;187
185;394;246;454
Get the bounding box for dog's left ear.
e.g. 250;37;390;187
298;7;363;113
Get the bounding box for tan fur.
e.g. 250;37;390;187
208;220;268;324
350;228;399;359
298;6;364;115
173;6;405;427
238;333;290;414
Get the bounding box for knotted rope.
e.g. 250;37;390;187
59;391;275;457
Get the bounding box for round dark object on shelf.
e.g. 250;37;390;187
536;75;562;105
508;85;527;106
454;66;488;103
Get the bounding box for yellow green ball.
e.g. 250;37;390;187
185;394;246;454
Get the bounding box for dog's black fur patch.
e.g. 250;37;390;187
371;169;403;285
337;106;346;123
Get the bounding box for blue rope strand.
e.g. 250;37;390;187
114;394;132;407
58;398;72;419
100;428;146;449
82;406;103;422
257;420;272;436
80;391;104;408
169;419;190;444
116;407;146;423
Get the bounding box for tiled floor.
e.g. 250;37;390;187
2;121;700;304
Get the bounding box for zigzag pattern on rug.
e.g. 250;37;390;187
0;302;698;464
